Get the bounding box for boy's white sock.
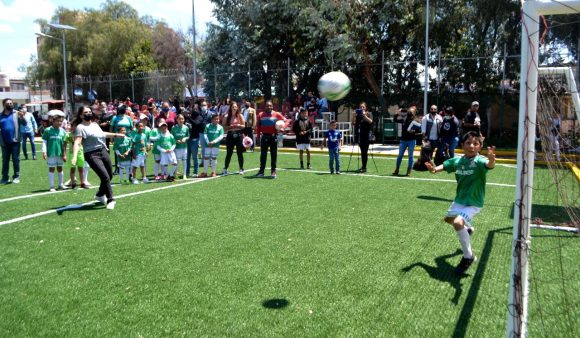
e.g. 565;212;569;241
48;172;54;188
203;159;209;173
83;166;89;183
154;162;159;176
457;228;473;258
162;166;167;176
125;166;131;181
170;165;177;176
57;172;64;186
211;158;217;173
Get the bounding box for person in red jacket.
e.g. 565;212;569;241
255;100;285;178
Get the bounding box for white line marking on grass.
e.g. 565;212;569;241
0;169;259;228
278;168;516;188
0;183;121;204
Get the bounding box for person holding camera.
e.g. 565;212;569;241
392;107;418;176
351;102;373;173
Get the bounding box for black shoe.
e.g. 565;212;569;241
466;226;475;236
360;168;367;173
307;164;312;170
455;256;477;275
255;172;265;177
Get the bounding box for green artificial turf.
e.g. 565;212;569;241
0;148;577;336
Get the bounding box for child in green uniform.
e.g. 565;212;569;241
425;131;496;275
131;122;149;184
171;114;190;179
42;116;68;191
200;114;224;178
155;120;177;181
113;126;133;183
149;121;161;180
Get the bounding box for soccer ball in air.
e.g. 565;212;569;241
317;71;351;101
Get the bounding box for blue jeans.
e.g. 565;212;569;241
396;139;416;169
199;134;207;167
186;138;200;175
2;142;21;181
329;148;340;173
21;132;36;159
441;136;459;158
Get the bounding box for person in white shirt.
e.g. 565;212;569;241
421;105;443;162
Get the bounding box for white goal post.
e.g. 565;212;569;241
508;1;580;337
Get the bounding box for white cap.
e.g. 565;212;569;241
471;101;479;106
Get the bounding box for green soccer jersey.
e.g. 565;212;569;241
42;126;67;157
132;132;149;156
114;135;133;157
204;123;224;146
443;155;490;208
149;128;160;155
155;132;176;152
171;124;190;149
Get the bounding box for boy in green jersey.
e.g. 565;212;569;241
171;114;190;179
155;120;177;181
42;116;68;191
200;114;224;178
425;131;496;275
113;126;133;183
131;122;149;184
149;120;161;180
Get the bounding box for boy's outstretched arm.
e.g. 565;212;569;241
486;146;496;169
425;161;444;174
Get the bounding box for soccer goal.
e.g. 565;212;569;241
509;1;580;337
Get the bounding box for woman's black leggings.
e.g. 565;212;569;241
224;131;244;170
85;147;114;203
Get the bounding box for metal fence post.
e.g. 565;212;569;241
131;73;135;101
109;75;112;103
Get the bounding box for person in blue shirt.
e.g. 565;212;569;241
321;120;343;174
20;109;38;160
0;99;25;184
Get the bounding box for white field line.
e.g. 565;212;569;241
0;169;258;228
0;183;121;204
278;168;517;188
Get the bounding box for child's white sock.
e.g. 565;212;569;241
170;165;177;176
203;159;209;173
211;157;217;173
48;172;54;188
154;162;159;176
125;166;131;181
83;166;89;183
58;172;63;186
162;166;168;176
457;228;473;258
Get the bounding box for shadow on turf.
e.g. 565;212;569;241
55;203;102;215
416;195;454;203
401;227;512;337
401;249;467;305
262;298;290;309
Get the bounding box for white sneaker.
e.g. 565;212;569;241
183;175;187;180
106;200;116;210
142;177;149;183
221;169;228;176
49;187;56;192
132;178;139;185
239;170;245;175
12;177;20;184
95;194;107;204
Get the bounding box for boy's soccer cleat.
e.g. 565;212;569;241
239;170;244;175
307;164;312;170
254;172;264;177
49;187;56;192
221;169;228;176
142;177;149;183
455;255;477;275
57;185;65;190
336;171;341;175
12;177;20;184
132;178;139;185
271;171;277;179
95;194;107;204
154;176;160;181
199;173;208;178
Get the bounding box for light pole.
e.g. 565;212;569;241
36;23;76;117
192;0;197;100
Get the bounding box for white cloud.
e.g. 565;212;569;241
0;0;55;23
0;23;13;33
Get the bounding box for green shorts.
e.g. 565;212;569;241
68;149;85;168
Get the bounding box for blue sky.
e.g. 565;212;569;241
0;0;215;78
